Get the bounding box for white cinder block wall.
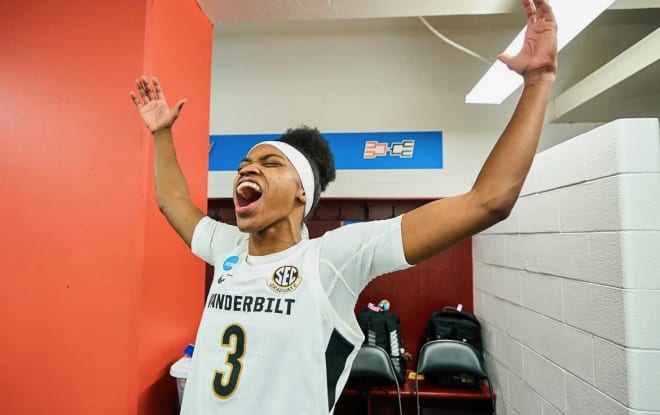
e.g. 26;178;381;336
474;118;660;415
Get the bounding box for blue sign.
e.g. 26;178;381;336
209;131;443;171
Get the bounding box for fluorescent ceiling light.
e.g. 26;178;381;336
465;0;617;104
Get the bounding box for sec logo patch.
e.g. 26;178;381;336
266;265;302;294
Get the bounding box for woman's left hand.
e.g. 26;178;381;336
498;0;558;79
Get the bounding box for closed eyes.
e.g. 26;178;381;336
237;155;285;171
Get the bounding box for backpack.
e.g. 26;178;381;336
424;306;484;388
426;306;483;355
356;306;407;383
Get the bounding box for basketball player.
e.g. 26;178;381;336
130;1;557;413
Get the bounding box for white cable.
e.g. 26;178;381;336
419;16;491;66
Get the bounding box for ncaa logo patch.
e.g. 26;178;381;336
266;265;302;294
222;256;240;271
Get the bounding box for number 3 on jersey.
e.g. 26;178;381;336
213;324;246;399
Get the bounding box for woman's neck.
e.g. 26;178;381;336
248;218;302;256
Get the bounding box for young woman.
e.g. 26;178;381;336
130;1;557;413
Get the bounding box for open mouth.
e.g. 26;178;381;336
236;181;263;208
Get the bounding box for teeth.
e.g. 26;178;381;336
237;181;262;194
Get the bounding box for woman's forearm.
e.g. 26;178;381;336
152;129;192;211
471;70;555;219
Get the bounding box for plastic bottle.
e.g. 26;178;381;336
170;344;195;407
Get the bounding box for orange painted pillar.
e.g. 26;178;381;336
0;1;212;415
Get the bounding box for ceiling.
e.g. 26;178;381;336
197;0;660;125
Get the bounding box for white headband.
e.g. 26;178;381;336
250;141;315;216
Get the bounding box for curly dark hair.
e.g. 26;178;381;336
279;126;336;215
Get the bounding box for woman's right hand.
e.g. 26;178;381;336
130;76;186;134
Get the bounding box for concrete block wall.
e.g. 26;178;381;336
473;118;660;415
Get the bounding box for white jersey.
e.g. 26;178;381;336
183;216;410;415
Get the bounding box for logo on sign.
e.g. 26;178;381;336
266;265;302;294
363;140;414;159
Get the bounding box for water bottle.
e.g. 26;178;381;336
170;344;194;407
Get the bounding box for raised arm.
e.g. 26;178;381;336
401;0;557;264
130;76;204;247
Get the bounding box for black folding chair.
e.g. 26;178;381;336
347;344;403;415
416;340;495;415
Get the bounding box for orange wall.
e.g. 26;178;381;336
138;1;213;414
0;1;212;414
